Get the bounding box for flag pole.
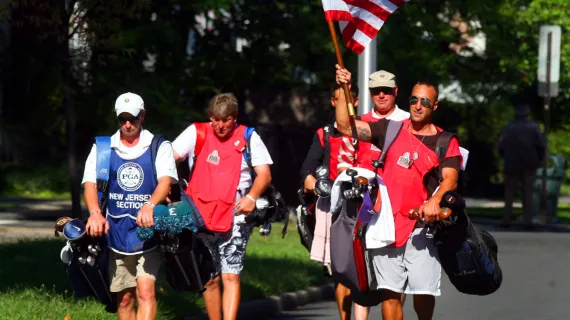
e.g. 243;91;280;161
327;20;359;143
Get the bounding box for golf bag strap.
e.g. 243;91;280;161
376;120;404;169
95;136;111;210
435;132;457;181
244;127;255;171
322;124;332;173
188;122;208;181
193;122;208;158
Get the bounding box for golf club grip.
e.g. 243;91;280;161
408;207;452;220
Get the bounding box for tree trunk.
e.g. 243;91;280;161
63;67;82;218
60;2;82;218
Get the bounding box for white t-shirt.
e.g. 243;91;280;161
370;105;410;121
172;124;273;191
81;129;179;186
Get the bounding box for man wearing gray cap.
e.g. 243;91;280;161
355;70;410;171
81;92;178;319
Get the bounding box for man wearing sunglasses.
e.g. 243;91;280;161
355;70;410;172
335;65;463;320
82;92;178;320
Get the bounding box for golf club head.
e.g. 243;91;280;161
371;160;382;169
78;252;87;264
345;168;358;177
54;216;73;237
255;197;270;210
63;219;87;241
259;223;272;236
60;244;73;264
314;178;333;198
314;165;330;179
86;255;95;266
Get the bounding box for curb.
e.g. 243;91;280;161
185;282;335;320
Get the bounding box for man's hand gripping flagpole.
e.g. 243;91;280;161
325;20;359;146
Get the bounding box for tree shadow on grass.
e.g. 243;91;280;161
156;254;326;319
0;238;72;294
0;239;327;319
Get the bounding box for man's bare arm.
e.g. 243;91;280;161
431;167;459;203
249;164;272;199
335;66;373;142
149;176;173;205
334;88;373;142
84;182;101;213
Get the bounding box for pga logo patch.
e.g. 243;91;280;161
117;162;144;191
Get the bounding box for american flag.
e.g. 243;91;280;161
322;0;410;54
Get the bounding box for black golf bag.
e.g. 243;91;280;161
158;229;216;293
432;191;503;296
296;188;317;252
58;218;117;313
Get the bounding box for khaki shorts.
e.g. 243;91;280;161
108;249;162;293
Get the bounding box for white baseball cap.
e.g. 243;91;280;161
115;92;144;117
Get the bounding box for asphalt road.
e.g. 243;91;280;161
271;225;570;320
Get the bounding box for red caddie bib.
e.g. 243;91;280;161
186;124;246;232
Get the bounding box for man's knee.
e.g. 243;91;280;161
221;273;240;285
118;289;136;309
136;277;156;303
383;290;403;306
413;294;435;317
205;274;222;290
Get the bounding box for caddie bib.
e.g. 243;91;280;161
381;119;441;247
187;124;246;232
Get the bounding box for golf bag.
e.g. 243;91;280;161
136;201;216;293
158;228;216;293
431;191;503;296
329;184;383;306
296;189;316;252
56;218;117;313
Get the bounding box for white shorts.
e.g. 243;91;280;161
370;226;441;296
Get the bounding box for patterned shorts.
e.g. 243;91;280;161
196;214;254;278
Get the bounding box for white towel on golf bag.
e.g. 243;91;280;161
330;167;377;213
365;176;395;249
329;167;395;249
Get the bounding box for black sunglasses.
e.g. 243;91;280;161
369;87;394;96
409;96;432;108
117;115;140;124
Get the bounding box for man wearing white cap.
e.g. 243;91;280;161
81;92;178;319
355;70;410;171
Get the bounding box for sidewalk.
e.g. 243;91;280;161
2;196;570;239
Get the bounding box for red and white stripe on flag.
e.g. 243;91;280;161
322;0;410;54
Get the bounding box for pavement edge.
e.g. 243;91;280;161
185;282;335;320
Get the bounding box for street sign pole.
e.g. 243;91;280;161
541;32;552;224
537;25;561;224
357;38;376;116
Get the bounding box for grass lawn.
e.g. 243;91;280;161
0;222;327;320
